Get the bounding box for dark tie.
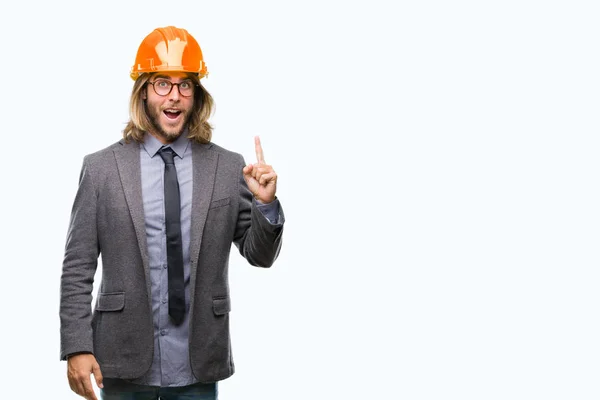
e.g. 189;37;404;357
158;147;185;325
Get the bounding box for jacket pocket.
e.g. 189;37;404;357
96;292;125;312
209;197;231;209
212;297;231;315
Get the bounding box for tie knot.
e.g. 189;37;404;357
159;147;175;165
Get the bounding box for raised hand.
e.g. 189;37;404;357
243;136;277;203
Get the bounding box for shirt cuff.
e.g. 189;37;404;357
255;198;281;225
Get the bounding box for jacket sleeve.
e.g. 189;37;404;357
233;155;285;268
59;156;100;360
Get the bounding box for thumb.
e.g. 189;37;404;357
92;362;104;389
243;164;253;176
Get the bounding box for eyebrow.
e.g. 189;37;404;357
153;75;192;81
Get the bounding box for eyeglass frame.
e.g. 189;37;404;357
146;78;199;97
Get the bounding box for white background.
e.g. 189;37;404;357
0;0;599;399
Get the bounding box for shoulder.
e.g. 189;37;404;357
198;141;245;164
83;140;136;165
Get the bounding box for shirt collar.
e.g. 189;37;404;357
142;130;191;159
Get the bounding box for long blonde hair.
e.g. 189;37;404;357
122;73;214;144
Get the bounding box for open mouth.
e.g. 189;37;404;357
164;109;182;120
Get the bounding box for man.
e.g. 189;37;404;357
59;26;284;400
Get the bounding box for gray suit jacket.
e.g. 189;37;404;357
59;139;284;382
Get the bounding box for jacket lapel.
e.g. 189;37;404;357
189;142;218;299
113;140;152;301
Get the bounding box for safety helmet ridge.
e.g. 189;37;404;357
130;26;208;80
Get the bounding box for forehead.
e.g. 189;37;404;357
151;72;193;81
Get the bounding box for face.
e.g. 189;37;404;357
143;72;195;143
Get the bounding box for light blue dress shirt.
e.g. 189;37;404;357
131;133;279;387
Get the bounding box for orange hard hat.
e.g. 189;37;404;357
130;26;208;80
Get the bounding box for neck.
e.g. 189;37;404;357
149;130;182;145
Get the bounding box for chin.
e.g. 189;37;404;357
163;126;184;137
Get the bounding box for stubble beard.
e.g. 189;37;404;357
147;105;191;143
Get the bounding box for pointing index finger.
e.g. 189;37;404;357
255;136;265;164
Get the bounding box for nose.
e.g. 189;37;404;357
167;83;181;101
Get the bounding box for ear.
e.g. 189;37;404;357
141;88;147;100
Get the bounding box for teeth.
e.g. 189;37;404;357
165;109;181;113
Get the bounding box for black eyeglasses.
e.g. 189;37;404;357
147;78;197;97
